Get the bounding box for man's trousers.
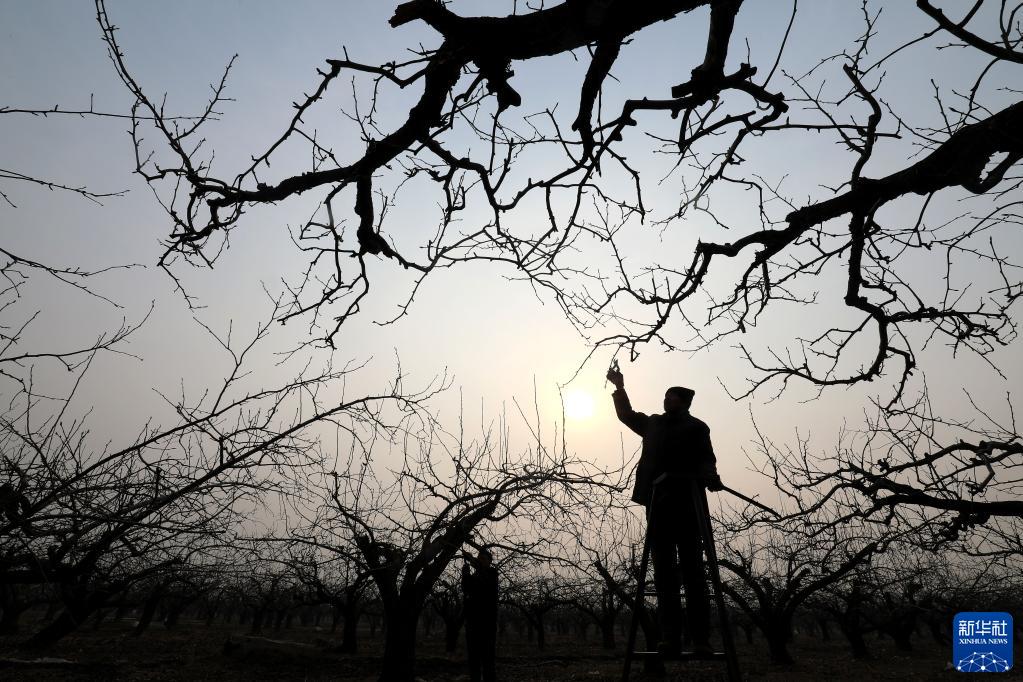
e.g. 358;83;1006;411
648;481;712;647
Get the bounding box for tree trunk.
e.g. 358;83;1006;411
600;615;616;649
925;616;948;646
839;623;869;659
134;585;164;636
90;608;109;630
890;625;913;651
0;584;23;634
23;586;113;649
535;614;546;651
339;602;360;653
759;614;794;664
766;630;793;664
25;606;91;648
250;607;266;635
443;615;462;653
164;601;189;629
0;601;27;634
378;608;419;682
422;609;434;637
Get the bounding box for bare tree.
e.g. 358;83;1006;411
93;0;1022;405
88;5;1023;629
755;391;1023;548
426;571;465;654
582;510;667;674
567;572;623;651
7;2;1021;675
571;508;651;651
716;516;882;663
290;548;372;652
502;569;574;651
0;295;436;648
293;405;622;681
0;92;209;207
813;544;1021;659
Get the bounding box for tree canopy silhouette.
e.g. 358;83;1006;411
96;0;1022;405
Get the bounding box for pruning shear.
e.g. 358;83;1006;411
605;357;620;388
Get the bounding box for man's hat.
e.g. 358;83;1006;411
666;386;695;402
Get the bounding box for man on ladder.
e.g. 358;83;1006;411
606;363;723;658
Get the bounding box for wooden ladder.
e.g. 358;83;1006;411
621;477;741;681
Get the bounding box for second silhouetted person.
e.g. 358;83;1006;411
462;546;498;682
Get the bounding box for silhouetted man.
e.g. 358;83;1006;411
462;547;498;682
606;365;722;657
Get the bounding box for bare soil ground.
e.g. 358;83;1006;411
1;619;1019;681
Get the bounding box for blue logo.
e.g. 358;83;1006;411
953;612;1013;672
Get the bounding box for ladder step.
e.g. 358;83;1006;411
632;650;728;661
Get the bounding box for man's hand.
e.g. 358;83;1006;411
705;474;724;492
606;364;624;390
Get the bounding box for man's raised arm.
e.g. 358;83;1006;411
606;365;648;436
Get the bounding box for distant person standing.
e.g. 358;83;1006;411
606;364;723;656
462;547;498;682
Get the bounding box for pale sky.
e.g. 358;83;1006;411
3;1;1020;512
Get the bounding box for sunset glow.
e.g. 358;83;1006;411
563;389;595;421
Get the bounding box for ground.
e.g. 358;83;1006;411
1;619;1019;680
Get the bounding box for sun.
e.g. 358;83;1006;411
563;388;595;421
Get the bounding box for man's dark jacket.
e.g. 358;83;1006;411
613;388;718;506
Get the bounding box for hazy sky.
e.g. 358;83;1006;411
3;1;1020;511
